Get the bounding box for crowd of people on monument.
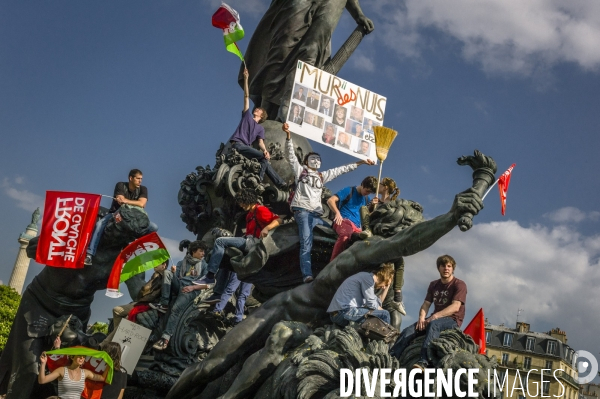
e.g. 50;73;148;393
23;68;468;399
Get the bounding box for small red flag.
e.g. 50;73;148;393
36;191;101;268
463;308;486;354
498;163;516;216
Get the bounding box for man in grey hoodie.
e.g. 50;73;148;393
282;123;374;283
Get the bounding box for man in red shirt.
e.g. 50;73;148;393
192;188;282;287
389;255;467;370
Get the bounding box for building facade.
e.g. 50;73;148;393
486;321;579;399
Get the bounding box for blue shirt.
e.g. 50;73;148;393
335;186;367;227
229;109;265;146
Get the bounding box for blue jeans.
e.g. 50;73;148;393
231;142;285;186
162;278;200;339
214;271;252;323
293;208;328;279
206;237;248;274
389;317;458;362
330;307;391;327
87;213;158;256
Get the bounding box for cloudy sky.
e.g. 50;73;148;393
1;0;598;375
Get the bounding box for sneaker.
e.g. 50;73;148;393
192;276;216;286
84;255;93;266
201;294;222;304
358;229;372;239
412;360;428;371
303;276;314;284
153;338;169;351
149;303;168;313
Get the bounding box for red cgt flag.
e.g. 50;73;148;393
463;308;486;354
498;163;516;216
36;191;101;269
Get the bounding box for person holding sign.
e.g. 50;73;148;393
282;123;374;283
229;69;288;190
327;176;378;261
84;169;158;266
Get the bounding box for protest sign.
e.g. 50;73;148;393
112;319;151;375
287;61;387;160
36;191;101;268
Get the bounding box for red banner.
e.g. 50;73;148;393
463;308;486;354
36;191;101;268
498;164;516;216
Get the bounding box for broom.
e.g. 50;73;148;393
373;126;398;208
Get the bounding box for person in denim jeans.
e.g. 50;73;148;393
282;123;374;283
389;255;467;370
327;263;394;327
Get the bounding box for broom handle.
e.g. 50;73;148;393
374;161;383;209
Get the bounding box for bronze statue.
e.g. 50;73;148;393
240;0;374;121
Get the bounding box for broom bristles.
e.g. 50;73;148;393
373;126;398;162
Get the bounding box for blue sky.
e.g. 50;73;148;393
1;0;599;374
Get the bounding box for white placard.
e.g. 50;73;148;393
287;60;387;160
111;318;152;375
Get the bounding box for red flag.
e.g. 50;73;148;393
106;232;170;298
498;163;516;216
463;308;486;354
36;191;101;268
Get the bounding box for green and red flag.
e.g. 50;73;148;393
46;346;114;385
212;2;245;60
106;232;169;298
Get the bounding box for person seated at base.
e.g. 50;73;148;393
152;242;210;351
149;241;207;313
327;263;394;327
191;188;282;287
389;255;467;371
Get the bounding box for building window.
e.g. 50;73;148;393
486;331;491;344
543;381;550;395
524;357;532;369
526;337;535;351
547;340;557;355
545;360;553;370
503;333;514;347
502;353;509;365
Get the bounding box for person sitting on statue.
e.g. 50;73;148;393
327;176;378;261
229;68;288;190
191;188;282;288
282;123;375;283
149;241;207;314
84;168;158;265
152;241;210;351
328;262;393;327
390;254;467;371
207;270;252;327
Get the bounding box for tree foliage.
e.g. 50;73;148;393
0;285;21;351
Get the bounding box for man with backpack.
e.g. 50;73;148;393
327;176;378;261
191;188;282;287
84;169;158;265
282;123;374;283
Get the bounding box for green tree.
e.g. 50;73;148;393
0;285;21;351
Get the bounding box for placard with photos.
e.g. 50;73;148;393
286;60;387;161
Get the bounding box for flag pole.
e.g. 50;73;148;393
481;179;498;201
101;194;117;200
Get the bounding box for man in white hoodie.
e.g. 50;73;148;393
282;123;374;283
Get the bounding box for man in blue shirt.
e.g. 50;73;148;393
229;69;287;190
327;176;378;260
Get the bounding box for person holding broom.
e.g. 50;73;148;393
282;123;375;283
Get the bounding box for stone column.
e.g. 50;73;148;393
8;208;40;295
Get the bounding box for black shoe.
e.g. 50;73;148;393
303;276;314;284
84;255;93;266
202;294;222;304
149;303;168;313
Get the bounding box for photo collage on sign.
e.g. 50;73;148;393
287;61;386;160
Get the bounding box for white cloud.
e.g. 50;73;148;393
351;53;376;72
371;0;600;77
402;219;600;355
544;207;600;223
1;178;44;212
